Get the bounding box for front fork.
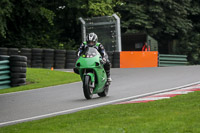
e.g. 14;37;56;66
84;71;95;88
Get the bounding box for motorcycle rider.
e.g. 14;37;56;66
77;32;112;82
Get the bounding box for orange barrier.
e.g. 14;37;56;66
120;51;158;68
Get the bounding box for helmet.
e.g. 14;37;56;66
86;32;98;47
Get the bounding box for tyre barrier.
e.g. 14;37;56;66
8;48;19;55
0;47;8;55
0;47;121;69
20;48;32;67
43;49;54;68
0;55;11;89
112;52;120;68
54;49;66;69
66;50;76;68
31;48;43;68
10;55;27;87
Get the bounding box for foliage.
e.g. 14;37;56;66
118;0;193;38
87;0;120;16
0;0;200;64
0;0;119;49
116;0;200;64
0;0;13;38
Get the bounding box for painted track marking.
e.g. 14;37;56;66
117;84;200;105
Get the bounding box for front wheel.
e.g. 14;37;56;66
83;75;93;99
98;85;109;97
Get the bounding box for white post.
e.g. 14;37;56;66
79;17;86;42
112;14;122;52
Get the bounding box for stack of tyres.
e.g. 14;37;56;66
0;55;9;61
8;48;19;55
0;48;8;55
65;50;76;68
32;48;43;68
10;55;27;87
0;55;11;89
107;51;113;67
112;52;120;68
54;50;66;69
20;48;32;67
43;49;54;68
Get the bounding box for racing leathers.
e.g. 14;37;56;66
77;42;112;82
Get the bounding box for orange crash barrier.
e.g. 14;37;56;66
120;51;158;68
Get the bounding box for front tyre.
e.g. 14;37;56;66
98;85;109;97
83;75;93;99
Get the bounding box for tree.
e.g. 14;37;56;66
0;0;120;49
0;0;13;38
116;0;193;53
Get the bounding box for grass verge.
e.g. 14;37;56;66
0;68;81;94
0;91;200;132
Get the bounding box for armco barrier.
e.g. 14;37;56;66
0;56;11;89
159;54;188;67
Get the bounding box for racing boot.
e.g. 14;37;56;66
73;67;79;74
106;70;112;82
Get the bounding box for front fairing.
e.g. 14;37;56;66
76;55;101;69
75;53;107;94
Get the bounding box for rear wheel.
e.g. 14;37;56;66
98;84;109;97
83;76;93;99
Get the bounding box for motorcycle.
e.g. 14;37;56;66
74;47;110;99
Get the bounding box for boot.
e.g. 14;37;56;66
106;71;112;82
73;67;79;74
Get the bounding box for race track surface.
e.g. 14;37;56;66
0;66;200;126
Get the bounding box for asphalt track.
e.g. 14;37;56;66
0;65;200;126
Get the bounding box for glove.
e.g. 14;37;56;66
100;57;106;65
102;57;107;62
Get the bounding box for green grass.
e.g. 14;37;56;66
0;90;200;133
0;68;81;94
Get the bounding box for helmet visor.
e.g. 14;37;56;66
87;41;95;47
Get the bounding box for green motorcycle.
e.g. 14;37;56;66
75;47;110;99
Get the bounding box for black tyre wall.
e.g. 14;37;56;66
112;52;120;68
43;49;54;68
8;48;19;55
20;48;32;67
54;50;66;69
9;55;27;87
65;50;76;68
0;47;8;55
31;48;43;68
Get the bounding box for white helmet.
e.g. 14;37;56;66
86;33;98;46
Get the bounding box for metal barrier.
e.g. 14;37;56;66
0;60;11;89
159;54;188;67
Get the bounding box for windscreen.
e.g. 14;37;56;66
81;47;99;58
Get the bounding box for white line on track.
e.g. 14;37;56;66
0;81;200;127
0;81;81;96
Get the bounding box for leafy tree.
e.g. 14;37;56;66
116;0;200;64
0;0;13;38
0;0;119;49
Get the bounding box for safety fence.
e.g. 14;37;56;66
0;55;27;89
159;54;188;67
0;48;121;69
